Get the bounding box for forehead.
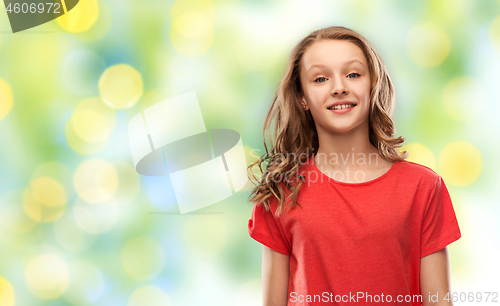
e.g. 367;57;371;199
301;40;367;72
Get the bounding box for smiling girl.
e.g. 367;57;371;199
247;26;461;306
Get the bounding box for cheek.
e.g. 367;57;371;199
353;83;371;100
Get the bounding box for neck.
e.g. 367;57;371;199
314;122;382;172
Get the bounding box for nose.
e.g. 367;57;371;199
331;77;348;96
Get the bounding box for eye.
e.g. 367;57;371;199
314;77;327;83
348;73;360;79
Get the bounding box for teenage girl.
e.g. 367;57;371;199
247;26;461;306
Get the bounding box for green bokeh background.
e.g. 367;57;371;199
0;0;499;305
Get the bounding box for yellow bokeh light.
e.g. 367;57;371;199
71;109;111;142
25;254;69;300
0;190;37;233
76;1;112;42
172;11;212;38
169;0;214;57
54;213;96;252
73;198;119;234
32;161;74;202
30;177;67;208
128;286;172;306
0;276;15;306
23;190;66;223
428;0;471;26
63;261;104;305
406;22;450;67
74;159;118;204
99;64;144;109
112;161;141;205
65;119;106;155
170;15;214;57
121;237;165;280
488;15;500;54
23;177;67;223
0;78;13;121
438;141;482;186
56;0;99;33
65;97;116;155
170;0;214;18
183;215;227;257
442;77;485;121
400;143;436;171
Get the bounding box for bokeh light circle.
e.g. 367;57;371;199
32;161;74;198
0;276;15;306
170;12;214;57
53;213;96;252
24;254;69;299
121;236;165;280
63;260;104;305
0;78;13;121
71;109;111;142
73;198;120;234
23;178;67;223
74;159;119;203
169;0;215;57
65;97;116;155
112;161;141;205
488;15;500;54
0;189;37;233
98;64;144;109
30;177;67;208
128;286;172;306
76;1;113;41
442;76;485;121
56;0;99;33
400;143;436;171
406;22;450;67
438;141;482;186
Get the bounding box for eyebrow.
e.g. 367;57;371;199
306;59;365;73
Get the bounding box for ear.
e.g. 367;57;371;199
298;94;308;110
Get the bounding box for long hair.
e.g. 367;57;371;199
247;26;408;216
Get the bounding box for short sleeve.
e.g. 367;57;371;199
420;176;461;257
248;200;291;255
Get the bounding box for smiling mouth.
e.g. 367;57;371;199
328;104;357;110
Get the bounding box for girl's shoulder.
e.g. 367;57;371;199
395;159;441;182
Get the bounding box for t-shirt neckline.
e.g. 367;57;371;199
309;154;399;186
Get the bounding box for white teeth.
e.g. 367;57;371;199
329;104;355;110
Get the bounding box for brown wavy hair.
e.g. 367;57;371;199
247;26;408;216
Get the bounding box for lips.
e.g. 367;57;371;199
326;101;357;110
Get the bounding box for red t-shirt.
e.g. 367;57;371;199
248;155;461;305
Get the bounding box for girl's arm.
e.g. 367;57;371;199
262;245;290;306
420;246;454;306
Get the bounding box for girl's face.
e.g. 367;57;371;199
299;39;371;135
